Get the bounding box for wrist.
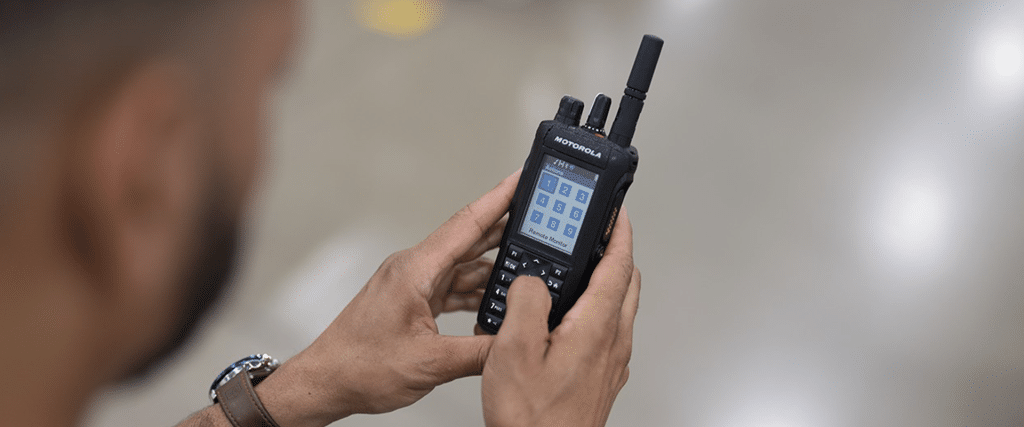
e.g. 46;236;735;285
254;355;354;427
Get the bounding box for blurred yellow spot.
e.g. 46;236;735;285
354;0;443;39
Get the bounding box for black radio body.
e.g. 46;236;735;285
478;35;663;334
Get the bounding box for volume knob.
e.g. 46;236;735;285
584;93;612;135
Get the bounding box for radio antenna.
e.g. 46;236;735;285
608;35;664;147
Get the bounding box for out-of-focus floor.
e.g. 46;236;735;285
84;0;1024;426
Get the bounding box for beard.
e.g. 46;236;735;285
120;174;243;382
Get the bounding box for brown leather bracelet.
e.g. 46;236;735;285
217;372;282;427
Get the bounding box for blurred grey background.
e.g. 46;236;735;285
84;0;1024;425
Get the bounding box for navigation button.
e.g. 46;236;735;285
531;257;551;276
518;255;552;278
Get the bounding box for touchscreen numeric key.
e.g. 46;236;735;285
559;183;573;197
553;200;566;214
539;173;558;194
570;207;584;221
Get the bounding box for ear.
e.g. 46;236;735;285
66;59;205;316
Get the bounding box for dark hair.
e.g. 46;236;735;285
0;0;239;135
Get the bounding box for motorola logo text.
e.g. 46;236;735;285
554;136;602;159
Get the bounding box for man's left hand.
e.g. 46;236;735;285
252;169;522;427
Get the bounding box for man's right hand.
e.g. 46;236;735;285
481;208;641;427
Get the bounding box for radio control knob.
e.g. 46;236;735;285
554;96;584;126
584;94;612;135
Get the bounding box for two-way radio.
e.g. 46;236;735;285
478;35;663;334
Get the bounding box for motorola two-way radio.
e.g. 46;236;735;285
478;35;663;334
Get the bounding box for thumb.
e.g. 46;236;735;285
426;334;495;384
495;276;552;362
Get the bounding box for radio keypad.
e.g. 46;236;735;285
498;271;515;286
483;314;503;329
493;285;509;301
487;299;507;315
519;257;551;278
487;246;571;324
545;277;563;292
502;258;519;273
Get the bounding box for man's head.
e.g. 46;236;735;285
0;0;296;400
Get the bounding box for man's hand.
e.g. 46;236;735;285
481;208;640;427
252;170;523;427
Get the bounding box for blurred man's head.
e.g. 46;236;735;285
0;0;296;398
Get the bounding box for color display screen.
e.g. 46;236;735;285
519;155;599;255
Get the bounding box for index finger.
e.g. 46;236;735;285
559;206;634;334
414;168;522;269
